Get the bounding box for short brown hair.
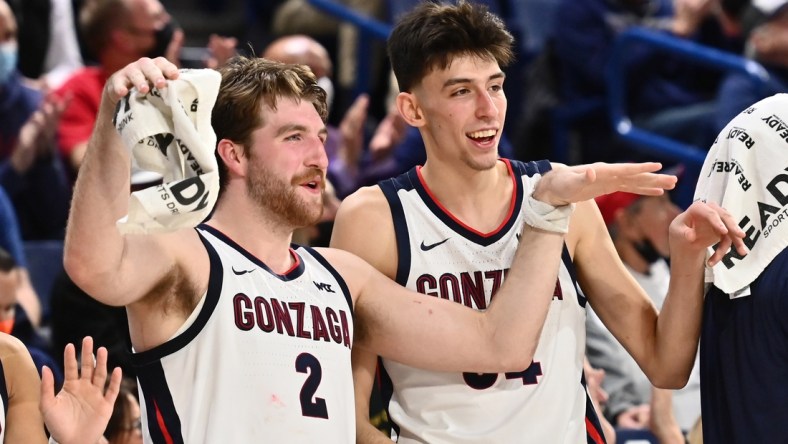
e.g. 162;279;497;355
388;1;514;92
212;55;328;190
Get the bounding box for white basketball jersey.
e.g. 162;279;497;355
378;159;603;443
131;226;355;444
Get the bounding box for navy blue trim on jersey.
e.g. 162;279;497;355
379;178;412;286
0;359;7;420
198;224;306;281
300;245;354;315
560;246;586;308
376;357;400;440
136;361;185;444
130;230;223;365
581;370;607;444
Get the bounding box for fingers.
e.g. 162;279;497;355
40;365;55;411
93;346;109;387
105;367;123;404
708;235;733;266
106;57;180;103
80;336;95;381
63;342;78;382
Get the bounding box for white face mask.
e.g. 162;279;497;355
0;41;17;86
316;76;334;110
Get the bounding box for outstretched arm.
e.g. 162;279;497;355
41;336;121;444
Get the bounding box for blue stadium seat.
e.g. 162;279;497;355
23;240;64;322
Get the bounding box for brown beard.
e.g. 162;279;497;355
246;162;324;228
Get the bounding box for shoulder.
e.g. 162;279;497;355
334;185;392;232
312;247;375;302
0;334;36;390
0;334;28;362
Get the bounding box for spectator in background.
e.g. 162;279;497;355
0;246;62;386
715;0;788;131
0;187;42;327
590;190;701;440
0;0;72;240
55;0;237;176
102;377;143;444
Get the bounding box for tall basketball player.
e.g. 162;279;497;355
331;2;747;443
63;53;742;443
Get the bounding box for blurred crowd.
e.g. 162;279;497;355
2;0;787;441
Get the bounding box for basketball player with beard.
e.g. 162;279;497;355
62;54;742;443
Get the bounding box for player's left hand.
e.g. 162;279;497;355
669;201;748;266
534;162;676;206
40;336;122;444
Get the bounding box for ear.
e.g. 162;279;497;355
216;139;246;177
396;91;425;127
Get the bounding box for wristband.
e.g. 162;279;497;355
522;194;575;234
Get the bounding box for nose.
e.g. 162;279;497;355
475;91;500;119
306;136;329;172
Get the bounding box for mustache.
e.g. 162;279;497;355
291;168;327;189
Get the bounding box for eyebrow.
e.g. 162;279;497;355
442;72;506;90
275;124;328;139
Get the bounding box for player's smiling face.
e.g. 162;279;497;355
411;54;506;171
245;98;328;228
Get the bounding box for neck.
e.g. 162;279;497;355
419;160;513;232
208;195;297;273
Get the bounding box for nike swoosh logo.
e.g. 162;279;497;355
420;238;450;251
232;267;255;276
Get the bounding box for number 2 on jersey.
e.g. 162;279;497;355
295;353;329;418
463;360;542;390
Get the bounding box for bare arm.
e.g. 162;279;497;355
325;219;565;372
352;348;393;443
63;57;184;306
579;200;746;387
1;334;47;444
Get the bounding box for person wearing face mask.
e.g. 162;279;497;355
587;187;702;441
54;0;236;178
0;0;72;243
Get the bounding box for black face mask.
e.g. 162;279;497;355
146;19;178;59
633;238;663;265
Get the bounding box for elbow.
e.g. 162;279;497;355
63;249;88;287
490;346;537;373
648;369;689;390
63;248;106;299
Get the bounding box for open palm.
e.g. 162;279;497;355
535;162;677;206
40;337;122;444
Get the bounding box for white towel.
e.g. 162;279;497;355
694;93;788;295
112;68;221;234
